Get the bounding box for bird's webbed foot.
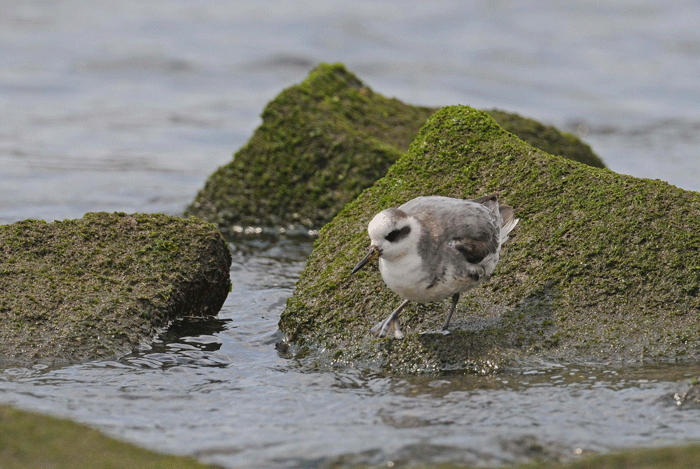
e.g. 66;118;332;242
370;316;405;339
370;299;410;339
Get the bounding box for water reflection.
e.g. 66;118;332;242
118;316;232;370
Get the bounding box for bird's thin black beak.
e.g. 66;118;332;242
352;245;380;274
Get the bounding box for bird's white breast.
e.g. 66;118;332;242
379;250;497;303
378;253;435;302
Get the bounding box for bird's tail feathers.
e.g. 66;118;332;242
499;216;519;245
474;194;519;245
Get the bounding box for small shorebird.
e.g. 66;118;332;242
352;194;518;339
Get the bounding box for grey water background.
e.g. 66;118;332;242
1;1;700;467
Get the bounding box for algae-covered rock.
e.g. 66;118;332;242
0;405;218;469
186;63;435;233
526;442;700;469
186;63;604;233
279;105;700;374
0;213;231;366
487;109;605;169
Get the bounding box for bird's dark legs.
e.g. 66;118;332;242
372;293;460;338
442;293;460;331
371;299;410;339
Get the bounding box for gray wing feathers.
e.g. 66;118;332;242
469;194;519;245
400;194;518;264
450;236;497;264
400;196;499;265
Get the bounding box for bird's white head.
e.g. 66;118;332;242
367;208;419;261
352;207;421;275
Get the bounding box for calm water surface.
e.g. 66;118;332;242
2;1;700;467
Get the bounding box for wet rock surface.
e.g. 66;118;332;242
280;105;700;374
674;381;700;409
0;212;231;366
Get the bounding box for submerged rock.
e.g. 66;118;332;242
0;213;231;366
186;63;603;234
674;381;700;409
279;105;700;374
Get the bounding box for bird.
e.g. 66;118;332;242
351;194;519;339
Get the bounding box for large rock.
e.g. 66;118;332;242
279;105;700;374
186;63;435;234
487;109;605;169
0;213;231;366
186;63;603;234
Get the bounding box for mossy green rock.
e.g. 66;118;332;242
186;63;435;233
521;443;700;469
280;105;700;374
488;109;605;169
0;405;219;469
186;63;603;233
0;213;232;366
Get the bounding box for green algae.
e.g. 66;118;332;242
519;444;700;469
279;105;700;374
186;63;604;233
487;109;605;169
418;443;700;469
0;213;232;366
0;405;219;469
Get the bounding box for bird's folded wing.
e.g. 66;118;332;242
450;237;497;264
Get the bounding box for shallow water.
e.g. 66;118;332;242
2;0;700;467
2;236;700;468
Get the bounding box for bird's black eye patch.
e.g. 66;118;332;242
385;226;411;243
